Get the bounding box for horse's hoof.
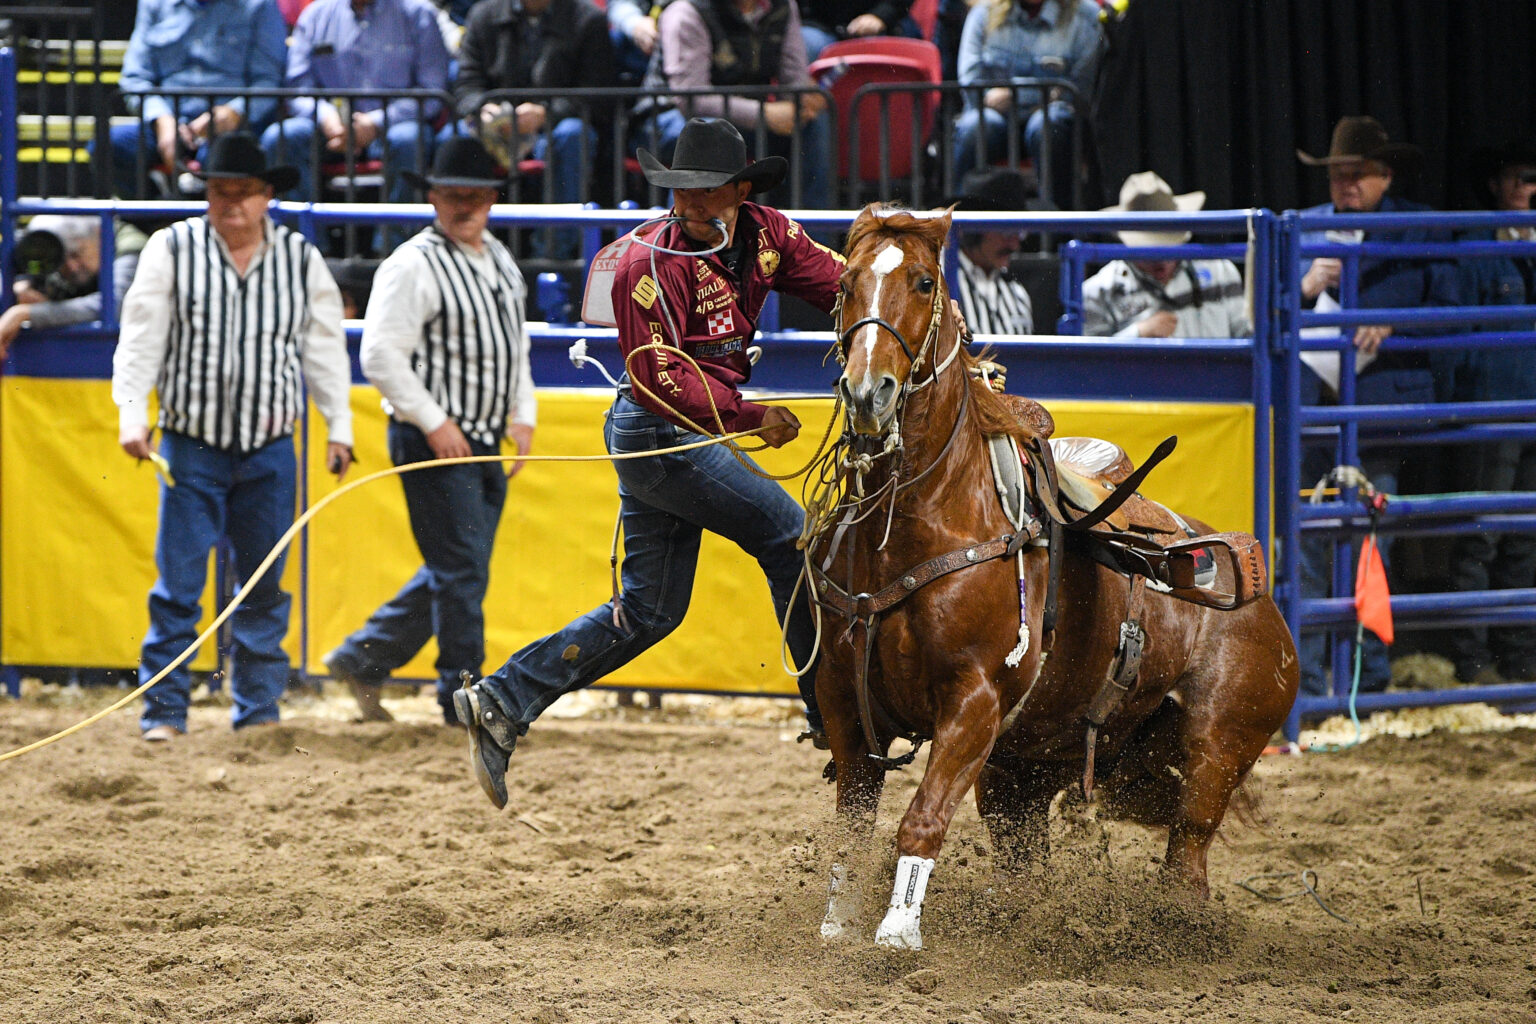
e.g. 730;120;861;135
874;907;924;950
819;918;848;940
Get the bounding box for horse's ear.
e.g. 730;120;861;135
936;205;956;235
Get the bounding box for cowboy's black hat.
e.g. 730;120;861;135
194;132;299;193
942;166;1047;212
1469;137;1536;208
636;117;786;194
402;135;507;191
1297;115;1421;168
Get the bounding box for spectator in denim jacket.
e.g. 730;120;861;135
953;0;1102;210
110;0;288;198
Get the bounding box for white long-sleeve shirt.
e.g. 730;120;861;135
359;224;536;444
113;215;354;450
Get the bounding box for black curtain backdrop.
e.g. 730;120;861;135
1092;0;1536;212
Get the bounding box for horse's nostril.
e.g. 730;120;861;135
876;375;899;406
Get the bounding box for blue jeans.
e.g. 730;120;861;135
476;394;821;732
105;120;210;199
953;100;1075;209
139;432;297;733
328;421;507;718
649;107;832;211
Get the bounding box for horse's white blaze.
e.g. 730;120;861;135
874;854;934;950
819;861;858;940
859;242;906;374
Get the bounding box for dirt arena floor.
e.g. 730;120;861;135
3;683;1535;1024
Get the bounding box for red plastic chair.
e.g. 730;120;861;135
808;38;941;197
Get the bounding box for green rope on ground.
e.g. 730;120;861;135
1236;869;1354;924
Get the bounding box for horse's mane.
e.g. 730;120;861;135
847;205;1032;446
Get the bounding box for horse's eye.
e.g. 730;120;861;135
916;277;935;294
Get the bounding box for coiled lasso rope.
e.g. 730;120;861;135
0;428;774;764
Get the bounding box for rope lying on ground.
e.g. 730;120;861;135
0;427;789;764
1236;869;1354;924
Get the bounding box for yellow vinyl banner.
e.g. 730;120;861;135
1;380;1252;696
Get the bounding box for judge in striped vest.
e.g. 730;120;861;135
113;133;356;742
949;167;1035;337
324;137;536;726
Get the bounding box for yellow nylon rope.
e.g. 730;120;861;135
0;429;781;764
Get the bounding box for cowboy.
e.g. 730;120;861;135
1444;139;1536;685
324;136;536;725
112;133;355;740
1293;115;1460;698
1081;171;1249;339
948;166;1036;336
453;117;845;809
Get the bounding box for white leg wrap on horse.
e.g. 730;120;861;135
820;861;858;940
874;855;935;950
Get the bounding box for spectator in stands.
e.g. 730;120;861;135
450;0;616;259
798;0;921;62
948;167;1034;336
641;0;833;212
954;0;1103;210
262;0;450;240
1082;171;1249;338
1445;139;1536;685
1294;115;1461;697
112;0;288;199
111;133;355;741
0;216;148;360
608;0;660;85
324;137;536;726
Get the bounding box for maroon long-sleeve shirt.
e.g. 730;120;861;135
613;202;844;433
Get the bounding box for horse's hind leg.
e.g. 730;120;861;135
975;760;1067;873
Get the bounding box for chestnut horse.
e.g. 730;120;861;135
807;206;1298;950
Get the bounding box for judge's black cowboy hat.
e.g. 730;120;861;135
943;166;1047;213
402;135;508;191
1297;115;1422;168
636;117;786;194
193;132;300;193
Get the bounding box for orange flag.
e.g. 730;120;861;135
1354;534;1394;645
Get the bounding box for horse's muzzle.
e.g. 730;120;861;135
839;371;900;436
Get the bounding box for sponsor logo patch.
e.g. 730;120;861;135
758;249;780;277
631;274;659;309
706;308;736;337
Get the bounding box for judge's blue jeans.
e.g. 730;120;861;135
328;421;507;720
475;394;820;732
138;432;296;733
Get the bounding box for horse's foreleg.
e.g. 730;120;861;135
875;685;1000;950
821;707;886;941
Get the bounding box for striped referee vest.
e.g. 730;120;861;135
407;227;528;446
158;217;316;452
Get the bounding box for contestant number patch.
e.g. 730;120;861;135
706;308;736;337
631;275;659;309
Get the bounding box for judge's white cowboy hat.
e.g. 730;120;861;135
636;117;786;194
1099;171;1205;248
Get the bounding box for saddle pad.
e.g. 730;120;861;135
986;434;1035;533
